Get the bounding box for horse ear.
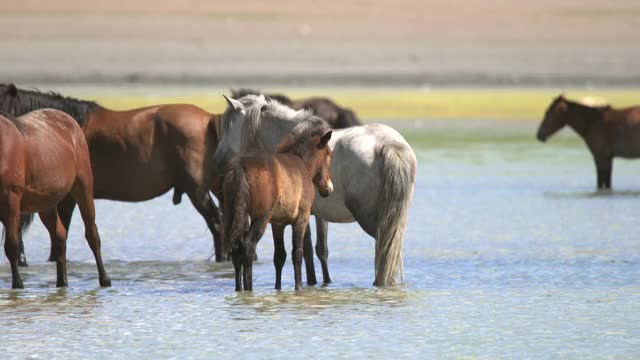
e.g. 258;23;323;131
6;83;18;97
318;130;332;149
222;94;243;112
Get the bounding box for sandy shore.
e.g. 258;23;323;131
1;0;640;86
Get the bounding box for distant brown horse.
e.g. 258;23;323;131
0;109;111;288
230;88;361;129
223;118;333;291
537;95;640;189
0;84;225;265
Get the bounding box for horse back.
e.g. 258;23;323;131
601;106;640;157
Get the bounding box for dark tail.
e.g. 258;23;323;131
223;163;250;257
336;108;362;128
1;213;35;244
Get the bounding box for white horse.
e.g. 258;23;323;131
213;95;416;286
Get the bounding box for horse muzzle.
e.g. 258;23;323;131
318;180;333;198
536;132;547;142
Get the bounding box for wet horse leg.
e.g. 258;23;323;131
292;219;310;291
314;218;332;284
272;224;287;290
71;179;111;287
232;246;243;291
48;196;77;262
2;192;24;289
39;209;69;287
303;223;317;286
594;155;613;189
186;187;224;262
242;217;268;291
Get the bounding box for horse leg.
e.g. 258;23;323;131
48;196;77;262
18;234;27;267
185;187;224;262
594;155;613;190
292;219;309;291
2;193;23;289
242;217;268;291
303;223;317;286
272;224;286;290
71;180;111;287
314;218;332;284
39;209;69;287
232;246;243;291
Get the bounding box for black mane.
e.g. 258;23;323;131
0;84;102;126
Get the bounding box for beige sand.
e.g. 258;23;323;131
1;0;639;86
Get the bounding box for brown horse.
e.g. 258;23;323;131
223;118;333;291
0;84;225;265
537;95;640;189
230;88;361;129
0;109;111;289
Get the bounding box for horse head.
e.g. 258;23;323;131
537;94;569;142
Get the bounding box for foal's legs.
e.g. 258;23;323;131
272;224;287;290
292;219;310;291
302;224;317;286
2;192;23;289
242;218;268;291
39;209;69;287
314;218;332;284
71;180;111;287
594;155;613;189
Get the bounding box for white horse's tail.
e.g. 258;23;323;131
374;141;416;286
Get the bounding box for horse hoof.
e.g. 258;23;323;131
18;257;28;267
100;278;112;287
47;256;56;262
12;280;24;289
307;279;318;286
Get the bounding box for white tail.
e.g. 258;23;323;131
374;142;416;286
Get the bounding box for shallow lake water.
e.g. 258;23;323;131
1;120;638;359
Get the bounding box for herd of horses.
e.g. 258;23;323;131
0;84;416;291
1;83;639;291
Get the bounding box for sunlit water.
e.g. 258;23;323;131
1;120;638;359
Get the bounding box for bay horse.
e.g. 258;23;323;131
223;116;333;291
230;88;361;129
214;95;416;287
0;84;225;265
537;95;640;189
0;109;110;288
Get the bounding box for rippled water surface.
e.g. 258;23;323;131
1;120;639;359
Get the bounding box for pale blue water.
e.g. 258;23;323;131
1;120;638;359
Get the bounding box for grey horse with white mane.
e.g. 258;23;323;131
213;94;416;286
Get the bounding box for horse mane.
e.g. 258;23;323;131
231;88;293;106
276;119;329;159
240;95;319;151
0;84;102;126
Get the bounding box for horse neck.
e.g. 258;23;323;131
565;102;602;137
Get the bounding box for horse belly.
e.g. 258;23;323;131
90;150;175;201
312;191;355;223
